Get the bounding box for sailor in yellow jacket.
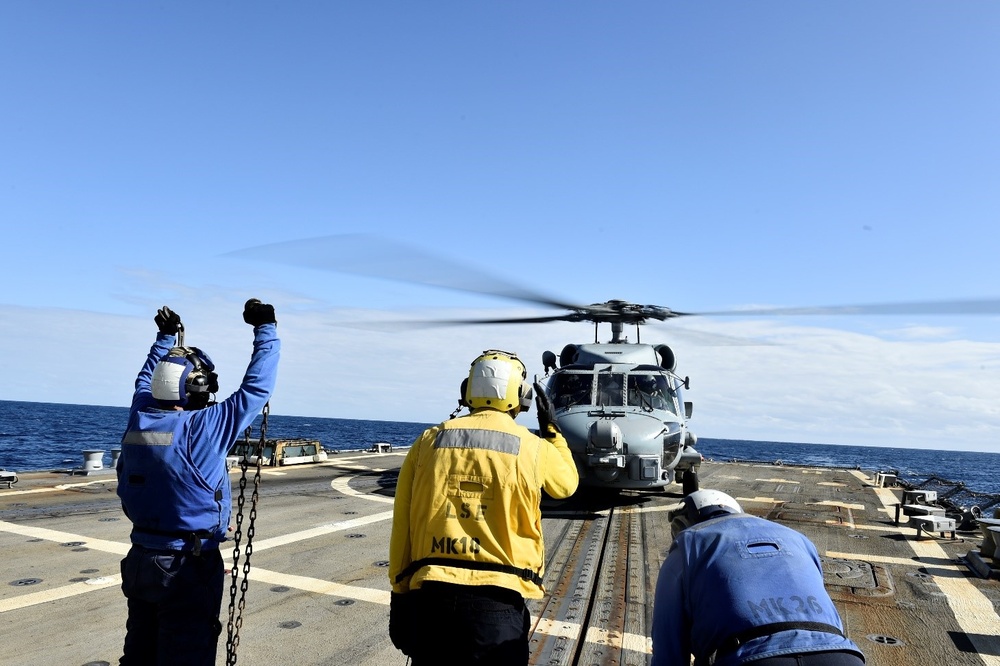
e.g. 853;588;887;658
388;349;579;665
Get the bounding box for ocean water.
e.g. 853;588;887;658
0;400;431;473
2;399;999;503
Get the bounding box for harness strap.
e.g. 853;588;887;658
395;557;543;586
706;621;845;664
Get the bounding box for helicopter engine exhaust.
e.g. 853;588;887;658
655;344;676;372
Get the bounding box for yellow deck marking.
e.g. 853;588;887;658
760;478;801;484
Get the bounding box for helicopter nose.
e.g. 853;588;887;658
588;420;623;451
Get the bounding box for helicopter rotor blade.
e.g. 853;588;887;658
406;313;587;326
682;298;1000;318
226;234;1000;325
329;311;588;332
224;233;587;312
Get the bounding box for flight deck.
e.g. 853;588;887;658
2;452;999;665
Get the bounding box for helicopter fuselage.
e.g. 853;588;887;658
540;341;701;491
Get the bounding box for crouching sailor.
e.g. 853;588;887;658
652;490;866;666
117;300;279;666
388;350;579;665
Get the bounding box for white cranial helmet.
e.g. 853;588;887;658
669;489;743;537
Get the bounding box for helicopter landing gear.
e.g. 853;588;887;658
681;469;699;496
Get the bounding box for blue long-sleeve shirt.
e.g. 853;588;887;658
651;513;865;665
117;324;280;550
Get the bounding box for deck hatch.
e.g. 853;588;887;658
821;557;877;590
770;502;847;526
821;557;895;599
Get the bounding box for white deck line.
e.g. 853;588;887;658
853;472;1000;663
0;575;122;613
0;462;657;656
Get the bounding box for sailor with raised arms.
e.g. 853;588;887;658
116;300;280;666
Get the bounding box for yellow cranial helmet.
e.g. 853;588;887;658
465;350;527;413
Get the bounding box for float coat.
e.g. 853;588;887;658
389;409;579;599
652;513;866;665
117;324;280;551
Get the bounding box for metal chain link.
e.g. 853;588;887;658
225;403;268;666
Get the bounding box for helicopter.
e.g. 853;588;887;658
532;300;703;494
226;234;1000;497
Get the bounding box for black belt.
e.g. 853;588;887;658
707;621;845;664
132;526;217;556
394;557;543;586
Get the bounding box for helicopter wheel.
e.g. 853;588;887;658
682;470;699;496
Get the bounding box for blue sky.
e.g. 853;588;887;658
2;3;999;451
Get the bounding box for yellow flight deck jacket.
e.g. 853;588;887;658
389;408;579;599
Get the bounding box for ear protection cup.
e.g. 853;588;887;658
182;348;217;396
459;378;470;407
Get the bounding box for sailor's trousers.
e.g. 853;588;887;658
119;544;225;666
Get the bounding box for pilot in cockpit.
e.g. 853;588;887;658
556;374;591;408
629;375;669;411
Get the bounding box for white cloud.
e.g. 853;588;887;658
3;300;1000;453
676;320;1000;451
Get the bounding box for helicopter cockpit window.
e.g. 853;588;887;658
627;374;675;413
596;373;625;407
551;372;593;408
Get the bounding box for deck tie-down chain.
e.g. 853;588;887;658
225;402;268;665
